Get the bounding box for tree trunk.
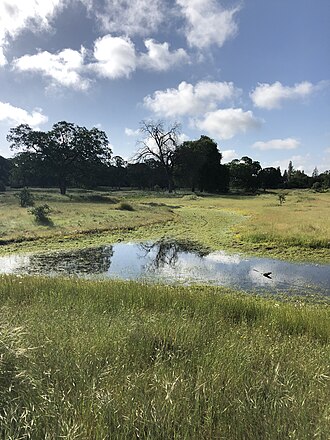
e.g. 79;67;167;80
168;177;173;193
59;180;67;195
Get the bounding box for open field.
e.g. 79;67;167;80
0;189;329;262
1;276;329;439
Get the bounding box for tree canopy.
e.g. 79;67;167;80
7;121;111;194
175;136;229;192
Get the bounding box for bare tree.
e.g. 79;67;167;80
135;120;180;193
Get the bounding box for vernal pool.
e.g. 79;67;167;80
0;240;329;296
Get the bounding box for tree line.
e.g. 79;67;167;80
0;120;329;194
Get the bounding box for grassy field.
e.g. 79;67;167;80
0;188;329;262
1;276;329;439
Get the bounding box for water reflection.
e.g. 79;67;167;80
138;239;207;270
0;240;329;296
8;246;113;275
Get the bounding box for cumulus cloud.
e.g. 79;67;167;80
0;47;7;66
195;108;260;140
83;0;165;36
139;39;189;71
13;47;89;90
144;81;240;118
0;101;48;127
253;138;300;151
92;35;137;79
250;81;320;109
177;0;240;49
222;149;237;163
0;0;65;49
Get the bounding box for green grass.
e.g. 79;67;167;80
0;189;329;263
0;276;329;439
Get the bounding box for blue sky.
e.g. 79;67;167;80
0;0;329;174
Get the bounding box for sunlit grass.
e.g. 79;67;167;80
0;276;329;439
0;189;329;262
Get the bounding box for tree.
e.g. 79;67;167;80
258;167;282;190
227;156;261;191
175;135;229;192
312;167;319;178
135;120;180;193
287;160;294;182
7;121;111;195
0;155;10;190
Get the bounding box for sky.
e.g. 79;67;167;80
0;0;329;174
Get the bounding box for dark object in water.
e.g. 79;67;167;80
253;269;272;279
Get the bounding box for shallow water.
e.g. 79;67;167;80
0;240;329;296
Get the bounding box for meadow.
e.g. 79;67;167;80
0;188;329;263
0;188;329;438
1;276;329;439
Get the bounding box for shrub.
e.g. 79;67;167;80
29;204;52;224
117;201;134;211
311;181;322;192
17;188;34;207
278;193;286;205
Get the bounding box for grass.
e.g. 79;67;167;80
0;188;329;262
0;275;329;439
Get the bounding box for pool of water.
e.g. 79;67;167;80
0;240;329;296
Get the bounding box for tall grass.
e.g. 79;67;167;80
1;276;329;439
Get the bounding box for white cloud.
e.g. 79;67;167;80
222;149;237;163
0;0;64;46
195;108;260;140
0;47;7;66
0;101;48;128
13;47;89;90
144;81;239;118
83;0;165;36
250;81;319;109
253;138;300;151
125;128;139;137
177;0;240;49
92;35;137;79
270;155;314;174
139;39;189;71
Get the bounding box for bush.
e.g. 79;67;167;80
117;201;135;211
0;180;5;192
311;181;322;192
278;193;286;205
29;204;52;224
17;188;34;207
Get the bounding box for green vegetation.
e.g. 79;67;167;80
0;189;329;262
0;276;329;439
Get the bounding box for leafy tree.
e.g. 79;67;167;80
7;121;111;195
227;156;261;191
0;155;10;189
287;160;294;183
258;167;283;190
175;136;228;192
135;120;180;193
289;170;310;188
318;170;330;189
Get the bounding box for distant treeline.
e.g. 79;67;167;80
0;121;329;194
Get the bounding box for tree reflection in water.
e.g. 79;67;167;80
138;239;208;271
22;245;114;276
